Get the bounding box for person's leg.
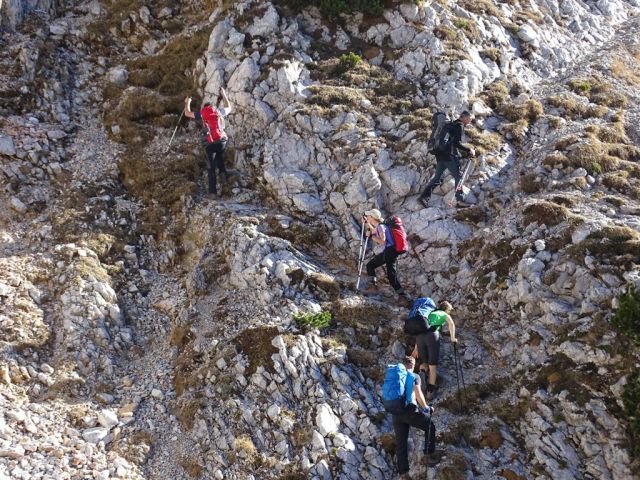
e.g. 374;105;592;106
392;414;411;475
420;161;448;199
384;248;402;291
212;142;226;193
426;330;440;397
366;251;385;285
402;410;435;454
205;144;217;194
446;157;463;201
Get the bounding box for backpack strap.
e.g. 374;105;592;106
405;372;415;405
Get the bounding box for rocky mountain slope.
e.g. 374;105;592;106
1;0;640;479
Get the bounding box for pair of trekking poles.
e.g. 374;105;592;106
355;217;370;290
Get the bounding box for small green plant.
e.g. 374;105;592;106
293;311;332;330
337;52;361;74
568;79;593;94
612;285;640;342
622;370;640;459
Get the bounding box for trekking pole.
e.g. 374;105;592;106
455;342;467;395
355;236;369;290
164;110;184;153
452;342;463;411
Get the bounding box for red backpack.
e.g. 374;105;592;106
385;215;408;254
200;105;224;143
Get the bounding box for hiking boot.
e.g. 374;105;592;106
421;449;444;466
419;196;430;208
425;384;438;401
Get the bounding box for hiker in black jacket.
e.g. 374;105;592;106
419;111;475;207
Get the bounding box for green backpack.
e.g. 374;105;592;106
427;310;448;330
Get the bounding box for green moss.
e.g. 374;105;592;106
612;286;640;342
522;201;569;227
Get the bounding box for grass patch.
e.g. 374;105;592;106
293;310;332;331
522;201;569;227
277;0;384;18
531;353;601;406
440;376;508;414
234;326;280;375
547;94;609;120
307;85;367;108
567;225;640;266
612;286;640;343
519;173;543;194
128;28;210;96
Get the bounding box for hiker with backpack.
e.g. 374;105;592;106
420;111;476;208
183;87;232;197
362;209;411;301
405;299;457;401
382;355;435;479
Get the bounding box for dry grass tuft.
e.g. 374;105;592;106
234;326;279;375
522;201;569;227
519;173;543;193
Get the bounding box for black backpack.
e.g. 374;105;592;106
427;111;453;154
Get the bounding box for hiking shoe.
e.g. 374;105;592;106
419;196;430;208
419;370;428;393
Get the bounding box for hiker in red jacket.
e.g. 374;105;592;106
184;87;232;197
363;209;410;301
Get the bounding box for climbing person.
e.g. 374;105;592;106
419;111;475;207
183;87;232;197
362;209;410;301
381;355;436;479
411;300;457;401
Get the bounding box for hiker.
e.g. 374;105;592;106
362;209;410;301
419;111;475;207
183;87;232;197
412;301;457;400
386;355;435;480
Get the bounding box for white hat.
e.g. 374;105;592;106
364;209;383;221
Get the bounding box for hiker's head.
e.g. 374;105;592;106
403;355;416;370
364;209;383;225
459;111;473;126
440;300;453;313
203;102;212;108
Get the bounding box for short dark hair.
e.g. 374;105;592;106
203;102;212;107
460;110;471;118
403;356;416;366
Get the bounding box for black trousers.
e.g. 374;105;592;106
366;246;402;291
421;155;463;201
392;409;435;474
204;141;226;194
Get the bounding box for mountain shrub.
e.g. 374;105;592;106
293;311;332;330
612;285;640;342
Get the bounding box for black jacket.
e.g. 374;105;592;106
448;120;471;157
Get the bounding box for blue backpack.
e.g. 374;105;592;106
404;297;437;335
381;363;415;414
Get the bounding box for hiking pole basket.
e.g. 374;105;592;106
164;110;185;153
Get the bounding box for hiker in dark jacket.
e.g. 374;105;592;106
184;87;232;197
363;209;410;301
419;111;475;207
393;355;435;480
412;301;457;400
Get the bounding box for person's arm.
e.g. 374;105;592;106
370;224;385;245
445;314;457;343
184;97;195;119
452;123;471;155
414;383;428;409
219;87;232;113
